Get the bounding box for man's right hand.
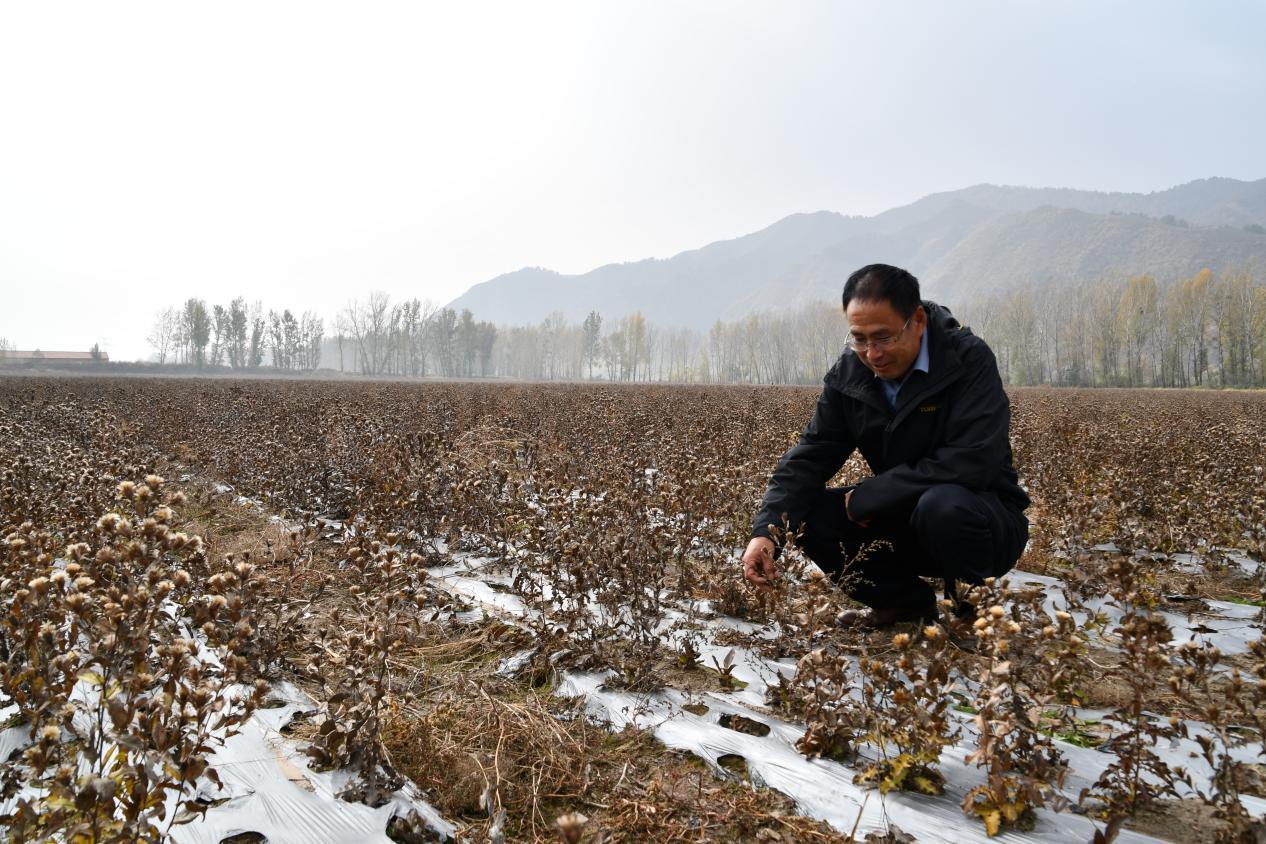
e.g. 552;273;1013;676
742;536;779;590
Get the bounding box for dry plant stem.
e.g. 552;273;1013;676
1168;636;1266;843
961;578;1073;836
1081;555;1191;840
304;533;430;804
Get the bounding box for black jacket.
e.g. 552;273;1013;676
752;301;1029;539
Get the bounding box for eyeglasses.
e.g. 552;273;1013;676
847;315;913;353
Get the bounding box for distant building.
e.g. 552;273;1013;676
0;349;109;366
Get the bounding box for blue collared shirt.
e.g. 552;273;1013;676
877;329;929;410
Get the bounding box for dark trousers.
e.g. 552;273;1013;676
797;484;1028;609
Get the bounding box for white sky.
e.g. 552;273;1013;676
2;1;1264;361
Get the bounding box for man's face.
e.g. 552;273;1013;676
845;298;926;380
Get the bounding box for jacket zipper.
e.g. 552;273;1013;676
886;368;965;432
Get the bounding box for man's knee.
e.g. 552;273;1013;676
910;484;986;540
910;485;1017;582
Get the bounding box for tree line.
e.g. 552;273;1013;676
960;268;1266;388
329;294;497;377
148;298;323;371
329;297;845;384
145;267;1265;388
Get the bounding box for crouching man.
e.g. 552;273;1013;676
742;264;1029;628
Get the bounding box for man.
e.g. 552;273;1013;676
741;263;1029;627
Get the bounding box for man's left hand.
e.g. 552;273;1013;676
845;489;871;527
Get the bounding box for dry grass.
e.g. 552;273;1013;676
381;677;857;843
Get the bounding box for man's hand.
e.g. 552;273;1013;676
844;489;871;527
742;536;780;590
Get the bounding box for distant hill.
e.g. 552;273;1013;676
447;177;1266;329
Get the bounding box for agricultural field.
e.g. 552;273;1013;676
2;375;1265;843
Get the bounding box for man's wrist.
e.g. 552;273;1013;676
846;482;873;523
748;529;780;560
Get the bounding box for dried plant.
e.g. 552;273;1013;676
1;476;265;840
961;579;1074;836
851;626;958;795
1168;636;1266;843
792;647;862;763
1080;555;1191;838
305;533;430;805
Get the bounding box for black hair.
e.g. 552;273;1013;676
841;264;921;319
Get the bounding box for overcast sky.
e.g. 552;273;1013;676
2;1;1264;361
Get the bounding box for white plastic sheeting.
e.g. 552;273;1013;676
1011;571;1264;657
0;683;454;844
557;672;1163;844
427;550;1266;843
173;681;453;844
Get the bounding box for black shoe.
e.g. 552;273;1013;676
836;604;939;630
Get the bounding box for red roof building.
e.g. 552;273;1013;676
0;350;109;363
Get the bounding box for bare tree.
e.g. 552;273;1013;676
227;298;249;368
582;311;602;378
343;291;394;375
248;303;266;368
146;307;178;364
210;305;230;367
181;298;212;368
300;311;324;370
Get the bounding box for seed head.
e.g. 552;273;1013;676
556;812;588;844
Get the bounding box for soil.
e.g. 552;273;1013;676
1125;797;1266;844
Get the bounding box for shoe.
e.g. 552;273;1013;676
836;604;939;630
942;578;976;620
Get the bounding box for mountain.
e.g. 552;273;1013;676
452;211;862;328
924;206;1266;300
447;178;1266;328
